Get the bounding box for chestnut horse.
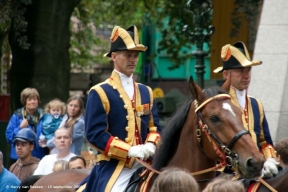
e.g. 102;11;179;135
18;169;90;192
244;167;288;192
20;78;265;191
126;77;264;191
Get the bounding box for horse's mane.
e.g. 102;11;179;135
152;98;193;170
152;86;227;171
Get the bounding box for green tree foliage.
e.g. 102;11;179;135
2;0;212;72
230;0;263;40
70;0;212;70
0;0;214;109
69;0;147;71
1;0;258;73
0;0;32;50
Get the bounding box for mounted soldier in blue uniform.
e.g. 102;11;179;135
213;41;278;178
80;25;162;192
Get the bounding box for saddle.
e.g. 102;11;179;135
241;179;261;192
124;167;151;192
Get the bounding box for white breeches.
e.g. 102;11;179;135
111;161;143;192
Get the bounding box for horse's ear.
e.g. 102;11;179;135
221;71;231;92
189;76;202;100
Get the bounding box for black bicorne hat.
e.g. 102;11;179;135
213;41;262;73
103;25;147;57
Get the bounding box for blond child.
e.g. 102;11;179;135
53;160;69;172
39;98;66;147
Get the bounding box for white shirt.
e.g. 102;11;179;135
110;70;139;191
114;69;134;99
33;153;76;175
234;88;246;109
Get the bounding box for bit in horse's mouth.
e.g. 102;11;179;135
238;166;261;179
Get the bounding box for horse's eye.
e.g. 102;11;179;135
210;115;220;123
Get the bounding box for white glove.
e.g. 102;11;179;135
128;145;146;160
142;142;156;159
261;158;279;178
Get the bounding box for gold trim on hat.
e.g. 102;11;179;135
110;26;120;42
133;25;139;45
118;27;137;49
104;26;147;57
221;44;232;61
240;42;251;61
213;44;262;73
213;67;224;73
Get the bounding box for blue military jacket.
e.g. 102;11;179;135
229;88;273;150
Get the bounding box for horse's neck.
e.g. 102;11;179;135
167;119;216;189
166;117;216;188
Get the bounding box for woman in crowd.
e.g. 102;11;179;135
5;88;47;164
150;167;200;192
47;95;85;155
203;177;245;192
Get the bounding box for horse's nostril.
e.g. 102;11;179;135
246;158;255;168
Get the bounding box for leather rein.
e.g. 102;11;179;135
137;94;249;181
137;94;277;191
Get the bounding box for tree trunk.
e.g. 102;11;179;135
9;0;80;111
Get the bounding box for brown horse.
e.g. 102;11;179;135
126;77;265;191
21;78;265;191
244;168;288;192
18;169;90;192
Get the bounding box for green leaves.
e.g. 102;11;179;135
70;0;202;70
230;0;263;39
0;0;32;49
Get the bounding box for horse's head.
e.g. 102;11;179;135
189;77;264;178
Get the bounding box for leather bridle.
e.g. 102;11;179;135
194;94;249;169
135;94;250;183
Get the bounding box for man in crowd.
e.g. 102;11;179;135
9;128;40;181
68;155;86;169
0;151;20;192
33;127;76;175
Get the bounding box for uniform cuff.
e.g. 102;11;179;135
261;144;276;160
145;132;161;146
105;136;131;161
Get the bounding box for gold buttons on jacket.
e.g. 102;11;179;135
114;137;119;140
113;86;117;89
125;127;129;131
126;116;130;120
119;95;123;98
124;105;128;109
125;138;131;142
